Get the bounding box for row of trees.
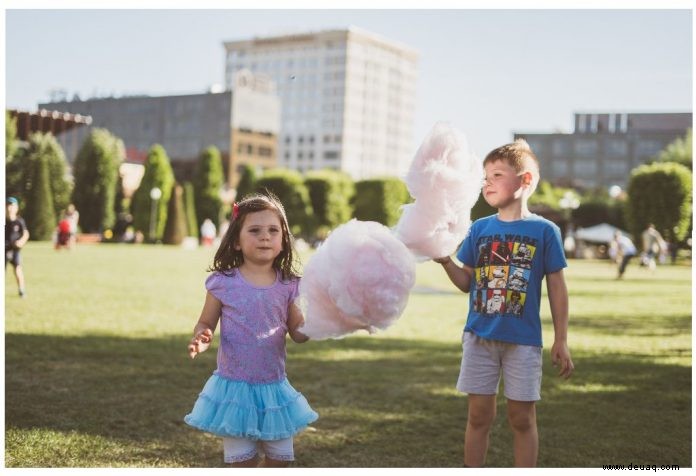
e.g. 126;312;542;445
5;112;230;244
5;109;691;248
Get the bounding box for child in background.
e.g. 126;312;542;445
5;197;29;297
184;193;318;467
434;139;574;467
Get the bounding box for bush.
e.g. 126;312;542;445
625;162;692;243
163;184;187;245
71;129;124;233
353;178;410;227
183;181;198;238
235;163;258;202
131;144;175;242
193;146;224;228
571;199;625;229
658;129;692;170
7;133;72;236
305;169;354;237
255;169;313;237
24;154;56;241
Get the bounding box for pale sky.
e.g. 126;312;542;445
5;8;692;156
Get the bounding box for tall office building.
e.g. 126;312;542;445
223;26;419;179
515;112;692;189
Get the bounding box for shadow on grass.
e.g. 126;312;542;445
5;333;691;467
567;313;692;338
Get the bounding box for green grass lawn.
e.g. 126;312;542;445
5;242;692;467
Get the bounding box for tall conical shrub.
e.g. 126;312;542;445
163;183;187;245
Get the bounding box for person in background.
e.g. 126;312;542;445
5;197;29;297
612;230;637;279
200;218;216;247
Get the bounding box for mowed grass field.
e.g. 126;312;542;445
5;242;692;467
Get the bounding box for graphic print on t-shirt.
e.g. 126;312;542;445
473;235;538;317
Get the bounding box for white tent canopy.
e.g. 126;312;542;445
574;223;631;243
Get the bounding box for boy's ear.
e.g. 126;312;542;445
521;171;532;186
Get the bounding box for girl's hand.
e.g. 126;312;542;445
188;328;213;359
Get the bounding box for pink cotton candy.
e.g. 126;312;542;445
299;123;482;340
394;122;483;260
298;220;416;340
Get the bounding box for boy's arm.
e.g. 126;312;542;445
434;256;474;293
16;228;29;248
288;301;309;343
546;269;574;379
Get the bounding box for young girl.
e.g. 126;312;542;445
184;193;318;467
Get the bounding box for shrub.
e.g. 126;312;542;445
353;178;410;227
235;163;258;202
305;169;354;237
131;144;175;242
625;162;692;243
183;181;198;238
255;169;313;237
193;146;224;228
71;128;124;232
163;183;187;245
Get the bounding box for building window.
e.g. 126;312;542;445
574;159;598;177
574;139;598;157
285;136;291;144
635;140;663;158
551;159;569;177
552;139;570;156
606;139;628;157
323;151;340;160
258;146;273;157
604;160;629;176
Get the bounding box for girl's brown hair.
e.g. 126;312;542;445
208;191;300;281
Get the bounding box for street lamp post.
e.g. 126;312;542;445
149;187;162;242
559;191;580;257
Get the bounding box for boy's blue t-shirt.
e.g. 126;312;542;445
456;213;567;347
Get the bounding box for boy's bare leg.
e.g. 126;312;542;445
464;394;497;467
507;399;538;467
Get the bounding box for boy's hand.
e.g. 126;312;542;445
551;339;574;379
188;328;213;359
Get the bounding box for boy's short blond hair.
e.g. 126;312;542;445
484;138;540;196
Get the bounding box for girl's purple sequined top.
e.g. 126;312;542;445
205;270;299;384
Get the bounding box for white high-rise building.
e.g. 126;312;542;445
223;26;419;179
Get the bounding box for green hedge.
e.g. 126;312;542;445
255;169;314;237
305;169;354;238
625;162;692;243
353;178;410;227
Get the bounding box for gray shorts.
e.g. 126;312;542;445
456;331;542;401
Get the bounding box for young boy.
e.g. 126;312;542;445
435;139;574;467
5;197;30;297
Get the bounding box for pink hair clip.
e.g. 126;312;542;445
233;202;239;219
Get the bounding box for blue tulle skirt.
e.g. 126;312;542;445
184;373;318;441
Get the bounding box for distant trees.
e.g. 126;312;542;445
193;146;224;228
658;129;692;170
353;178;410;227
256;169;313;237
235;163;258;202
625;162;692;244
305;170;354;238
163;183;187;245
6;133;72;240
131;144;175;241
71;129;125;233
